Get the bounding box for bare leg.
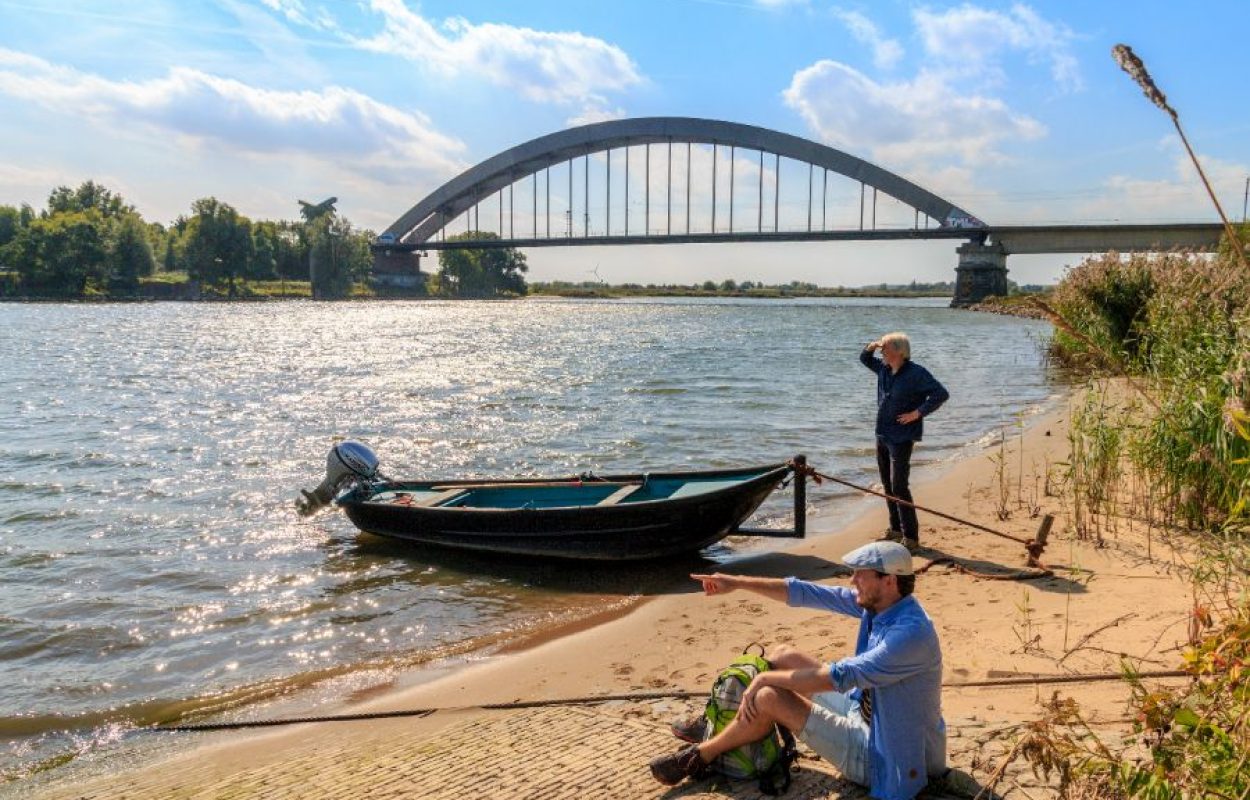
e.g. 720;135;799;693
765;645;827;702
766;644;822;672
697;686;811;763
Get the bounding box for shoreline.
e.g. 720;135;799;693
23;386;1196;800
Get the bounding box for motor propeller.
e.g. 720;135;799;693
296;440;380;516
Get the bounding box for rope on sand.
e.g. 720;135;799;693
914;556;1053;582
791;460;1054;572
155;671;1188;733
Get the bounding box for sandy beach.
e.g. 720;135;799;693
20;396;1198;799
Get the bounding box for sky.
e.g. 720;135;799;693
1;0;1247;287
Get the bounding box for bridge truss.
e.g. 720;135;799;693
379;117;985;251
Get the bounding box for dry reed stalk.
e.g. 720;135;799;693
1112;44;1249;275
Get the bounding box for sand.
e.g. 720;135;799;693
21;397;1198;799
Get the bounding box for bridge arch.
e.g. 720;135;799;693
381;116;982;245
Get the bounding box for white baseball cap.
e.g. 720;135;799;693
841;541;914;576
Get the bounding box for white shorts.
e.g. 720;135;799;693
799;690;871;786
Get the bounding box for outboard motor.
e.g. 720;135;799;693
296;440;381;516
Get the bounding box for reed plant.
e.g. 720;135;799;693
1007;44;1250;800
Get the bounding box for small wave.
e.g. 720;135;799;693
623;386;687;395
0;481;64;496
3;509;81;524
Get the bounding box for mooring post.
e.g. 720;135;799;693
793;453;807;539
1026;513;1054;567
1035;514;1053;548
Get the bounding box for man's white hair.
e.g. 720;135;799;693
881;332;911;360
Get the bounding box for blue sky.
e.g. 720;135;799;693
1;0;1246;285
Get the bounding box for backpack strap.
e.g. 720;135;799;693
757;725;798;796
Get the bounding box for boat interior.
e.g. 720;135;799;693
370;472;765;510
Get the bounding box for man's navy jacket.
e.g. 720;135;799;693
860;349;949;444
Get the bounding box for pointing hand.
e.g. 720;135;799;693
690;573;735;595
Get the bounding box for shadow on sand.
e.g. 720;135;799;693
915;544;1089;594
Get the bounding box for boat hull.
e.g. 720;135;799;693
338;464;790;561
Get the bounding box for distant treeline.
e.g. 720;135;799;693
530;279;1049;299
0;181;374;299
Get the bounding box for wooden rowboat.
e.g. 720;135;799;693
335;462;802;561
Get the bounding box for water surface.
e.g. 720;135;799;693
0;297;1057;782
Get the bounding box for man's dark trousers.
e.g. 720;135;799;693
876;440;917;541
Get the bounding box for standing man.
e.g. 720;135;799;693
861;332;948;552
647;541;947;800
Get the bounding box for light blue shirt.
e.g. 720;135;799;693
786;578;946;800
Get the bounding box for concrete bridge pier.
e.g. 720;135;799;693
372;249;425;292
951;241;1008;307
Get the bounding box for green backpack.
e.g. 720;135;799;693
703;644;798;795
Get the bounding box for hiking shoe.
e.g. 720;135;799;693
670;715;707;744
902;537;921;553
878;530;904;542
649;744;708;785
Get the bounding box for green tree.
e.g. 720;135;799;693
161;237;179;272
248;221;280;280
46;180;134;220
12;211;109;295
107;213;155;294
436;231;528;297
0;205;22;253
271;220;307;280
308;216;371;298
183;197;253;295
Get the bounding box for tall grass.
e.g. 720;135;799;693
1049;247;1250;529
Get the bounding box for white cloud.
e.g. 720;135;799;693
258;0;338;32
782;3;1081;188
833;9;903;70
1078;151;1249;223
348;0;642;106
0;163;82;208
566;105;627;128
0;48;467;185
913;3;1080;91
783;60;1045;171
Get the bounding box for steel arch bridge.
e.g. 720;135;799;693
377;116;985;251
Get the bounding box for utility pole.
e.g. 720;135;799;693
1243;176;1248;223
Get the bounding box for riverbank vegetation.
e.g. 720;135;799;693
1007;47;1250;796
529;278;963;298
1017;241;1249;799
0;181;376;299
531;279;1053;300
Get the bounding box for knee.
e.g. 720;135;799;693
752;686;810;732
753;685;786;712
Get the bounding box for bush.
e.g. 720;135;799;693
1049;248;1250;527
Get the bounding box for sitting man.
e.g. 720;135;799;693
648;541;946;800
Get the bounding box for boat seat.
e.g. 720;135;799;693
668;480;741;500
414;488;469;507
597;484;642;506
